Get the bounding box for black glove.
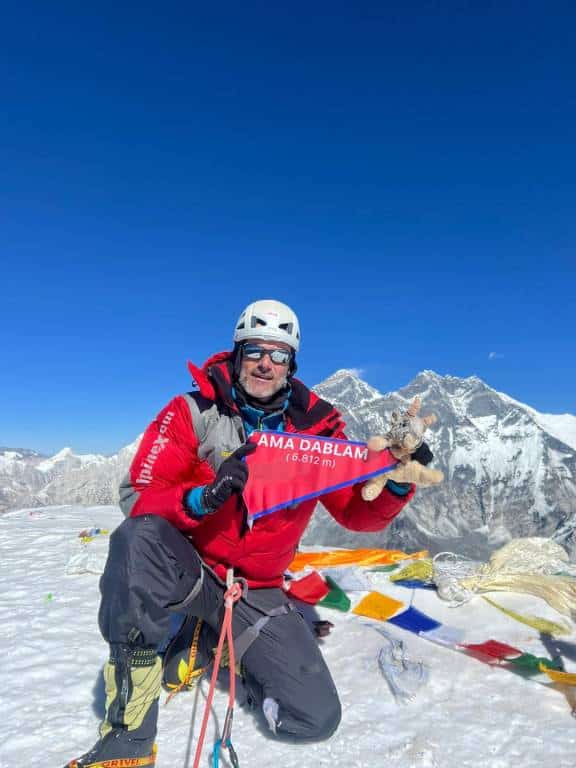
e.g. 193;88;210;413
313;620;335;639
201;442;257;514
386;441;434;497
412;441;433;466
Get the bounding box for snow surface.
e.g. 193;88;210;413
496;390;576;452
534;414;576;453
2;505;576;768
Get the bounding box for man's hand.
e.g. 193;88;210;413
201;442;257;514
361;397;443;501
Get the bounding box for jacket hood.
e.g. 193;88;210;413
187;352;345;437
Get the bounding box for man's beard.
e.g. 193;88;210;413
237;370;288;401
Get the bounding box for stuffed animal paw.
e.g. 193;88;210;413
362;460;444;501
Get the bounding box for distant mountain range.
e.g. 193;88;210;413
0;441;140;513
2;370;575;557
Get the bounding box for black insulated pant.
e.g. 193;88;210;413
98;515;342;742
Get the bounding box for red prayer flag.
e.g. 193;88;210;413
460;640;523;663
287;572;330;604
243;431;398;522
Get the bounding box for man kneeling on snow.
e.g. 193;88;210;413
65;299;441;768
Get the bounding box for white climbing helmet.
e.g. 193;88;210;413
233;299;301;351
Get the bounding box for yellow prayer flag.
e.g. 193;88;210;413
539;664;576;686
352;591;405;622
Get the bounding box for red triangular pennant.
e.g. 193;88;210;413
243;431;397;521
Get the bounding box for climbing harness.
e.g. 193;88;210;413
177;562;294;767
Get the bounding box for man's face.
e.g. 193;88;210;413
238;339;292;400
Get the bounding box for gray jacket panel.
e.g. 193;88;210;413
181;392;246;473
119;392;247;518
119;473;139;517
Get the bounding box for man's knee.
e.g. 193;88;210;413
301;691;342;741
98;515;205;646
107;515;200;578
109;514;176;552
263;683;342;742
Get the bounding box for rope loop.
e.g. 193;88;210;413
225;581;243;604
192;568;243;768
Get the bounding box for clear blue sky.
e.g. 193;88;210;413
2;1;575;455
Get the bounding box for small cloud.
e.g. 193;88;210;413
348;367;366;378
488;352;504;360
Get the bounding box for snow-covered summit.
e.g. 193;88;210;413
2;503;575;768
495;390;576;452
316;369;382;410
37;446;107;473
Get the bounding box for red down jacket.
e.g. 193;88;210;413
119;352;415;588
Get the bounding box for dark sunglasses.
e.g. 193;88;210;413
242;343;292;366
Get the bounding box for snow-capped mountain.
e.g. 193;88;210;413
0;438;141;513
0;447;46;512
2;370;575;557
307;369;576;558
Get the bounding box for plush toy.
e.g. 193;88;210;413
362;397;444;501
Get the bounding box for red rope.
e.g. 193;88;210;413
192;572;242;768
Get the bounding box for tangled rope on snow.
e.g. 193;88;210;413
432;538;576;618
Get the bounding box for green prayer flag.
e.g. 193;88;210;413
507;652;563;673
318;576;351;612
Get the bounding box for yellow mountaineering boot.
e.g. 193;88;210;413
65;645;161;768
161;616;218;696
161;615;243;703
